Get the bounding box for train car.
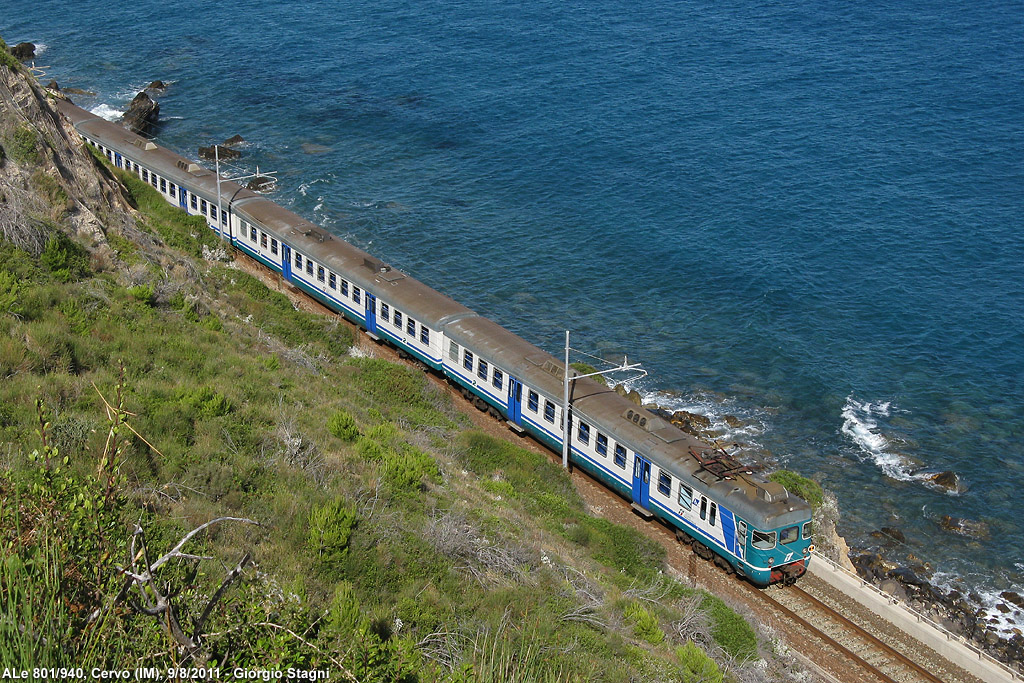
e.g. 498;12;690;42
55;98;813;586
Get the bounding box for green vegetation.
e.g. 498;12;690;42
571;361;607;386
770;469;825;510
0;83;775;679
8;126;39;165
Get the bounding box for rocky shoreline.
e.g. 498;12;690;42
623;385;1024;672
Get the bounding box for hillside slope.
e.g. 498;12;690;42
0;39;807;682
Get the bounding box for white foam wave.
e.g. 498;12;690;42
90;104;123;121
840;396;919;481
931;571;1024;637
32;42;48;56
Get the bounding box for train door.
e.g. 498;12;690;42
735;518;747;560
507;377;523;425
365;293;377;334
632;457;651;509
179;188;188;210
281;245;292;282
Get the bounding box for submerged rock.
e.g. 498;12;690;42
121;91;159;135
222;134;245;146
928;470;960;492
938;515;990;539
146;80;167;92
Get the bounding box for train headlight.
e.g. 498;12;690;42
767;557;774;567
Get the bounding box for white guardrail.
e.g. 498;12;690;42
811;552;1022;681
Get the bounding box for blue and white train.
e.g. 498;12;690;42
56;98;813;586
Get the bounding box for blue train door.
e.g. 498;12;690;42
365;293;377;334
507;377;523;425
281;245;291;281
632;456;651;509
179;188;188;210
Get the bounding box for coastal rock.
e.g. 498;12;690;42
879;579;908;602
888;566;929;588
63;87;96;96
146;80;167;92
625;389;642;406
613;384;628;398
10;42;35;61
928;470;960;492
1001;591;1024;609
247;176;275;193
723;414;743;428
938;515;990;539
198;144;241;161
46;80;59;91
121;91;159;135
222;134;245;146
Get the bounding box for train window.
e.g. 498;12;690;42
709;502;717;527
393;310;401;327
329;273;337;290
699;496;707;521
492;368;503;389
527;391;538;412
169;184;176;198
211;204;218;219
250;227;257;242
160;178;166;193
272;239;279;255
306;260;313;275
317;266;324;282
106;150;112;161
151;174;158;189
658;472;671;496
221;209;228;225
295;252;302;267
752;530;776;550
780;526;800;545
420;327;429;346
477;359;488;380
736;519;747;559
380;302;389;318
614;444;627;468
201;199;208;214
407;318;416;336
192;195;199;211
802;521;812;540
577;421;590;445
142;169;149;182
448;340;458;361
596;433;607;456
352;287;361;304
341;280;349;296
543;400;555;423
463;350;474;371
678;484;693;510
260;233;267;248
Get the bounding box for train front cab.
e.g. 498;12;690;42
738;518;813;586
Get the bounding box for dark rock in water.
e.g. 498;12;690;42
939;515;990;539
880;526;906;543
625;389;642;406
198;144;241;161
222;134;245;146
121;91;159;135
723;414;743;428
247;176;275;193
673;410;711;429
63;87;96;96
889;566;929;588
146;80;167;92
928;470;960;491
46;80;59;91
1001;591;1024;609
10;42;35;61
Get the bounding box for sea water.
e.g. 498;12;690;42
6;0;1023;631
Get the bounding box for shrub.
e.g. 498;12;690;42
769;469;824;510
39;232;89;282
0;269;21;316
177;386;231;418
676;641;722;683
8;126;39;165
327;409;359;441
127;284;156;306
624;601;665;645
308;499;358;566
571;361;606;386
701;593;757;661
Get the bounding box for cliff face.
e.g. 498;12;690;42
0;47;128;255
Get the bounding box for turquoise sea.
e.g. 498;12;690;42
6;0;1023;629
